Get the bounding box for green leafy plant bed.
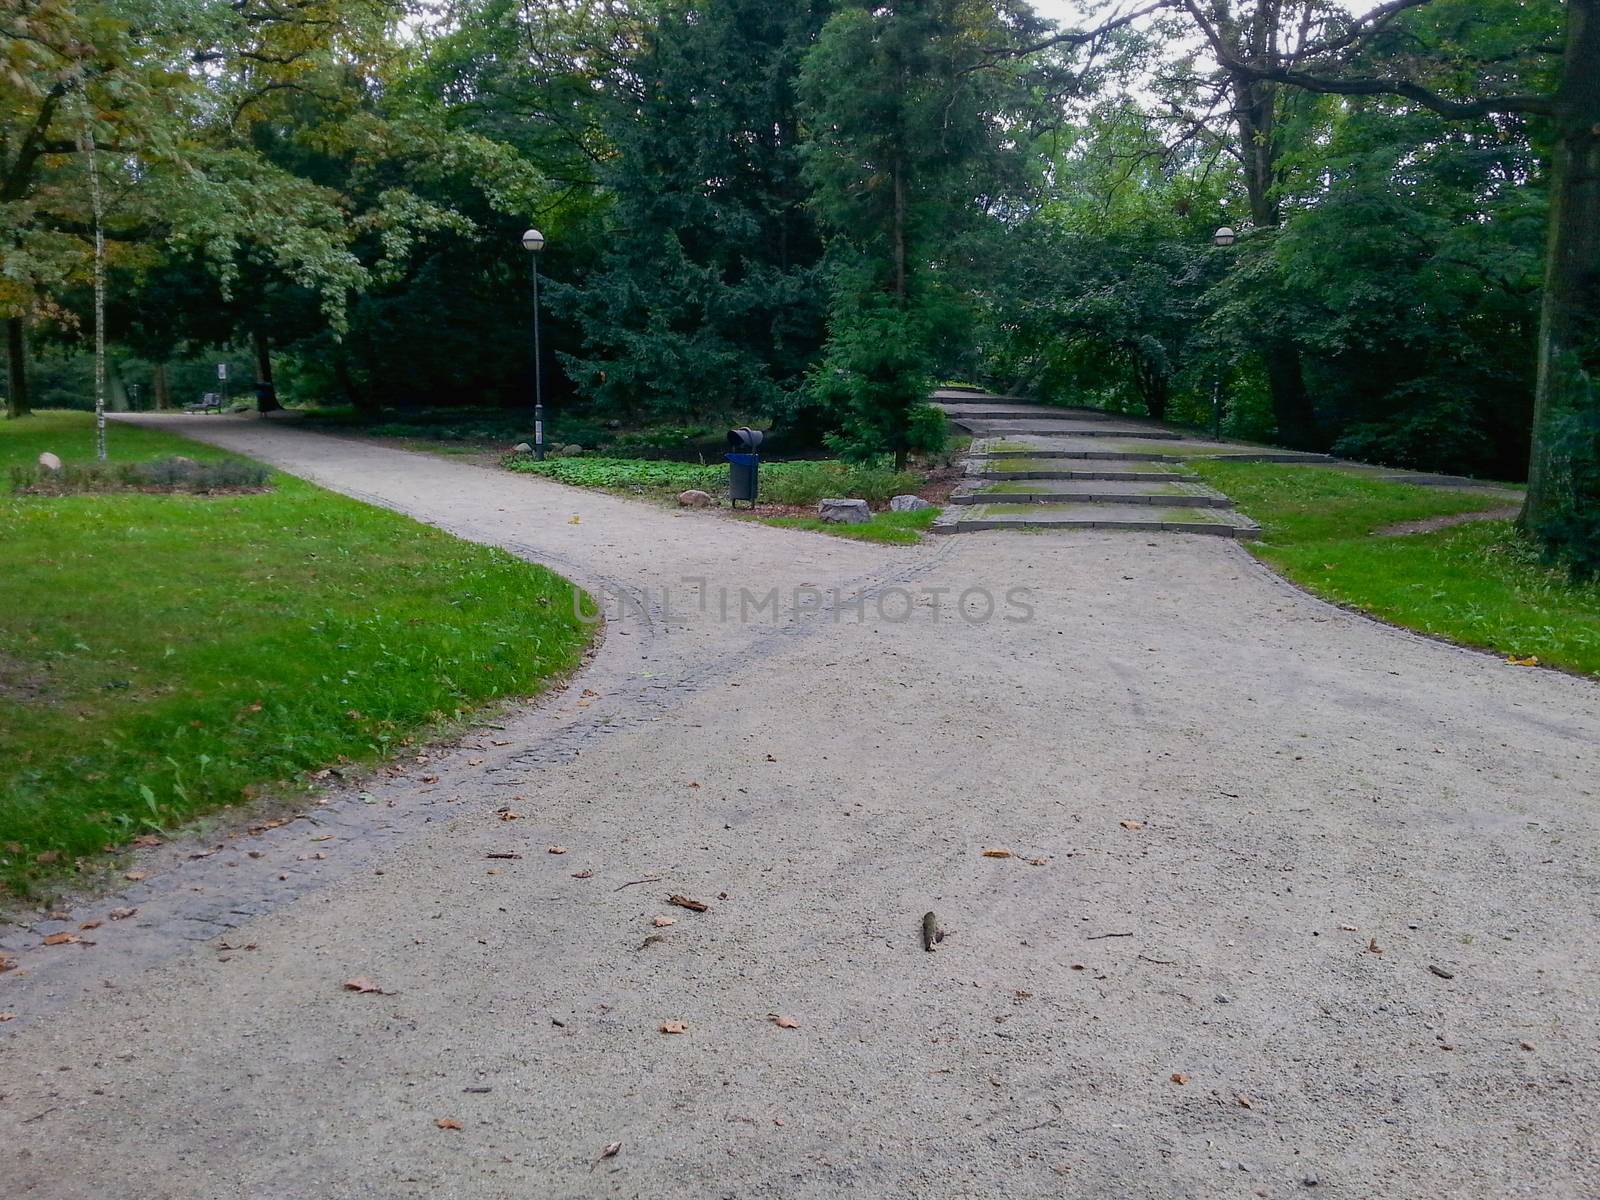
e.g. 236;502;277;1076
757;507;941;545
13;456;271;495
506;455;925;506
1192;461;1600;675
0;413;595;899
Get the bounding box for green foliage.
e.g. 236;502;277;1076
759;506;940;544
809;299;941;465
11;455;270;493
0;414;593;897
505;453;925;505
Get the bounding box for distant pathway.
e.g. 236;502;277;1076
2;413;1596;1200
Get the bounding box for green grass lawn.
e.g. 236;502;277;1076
1192;460;1600;675
1;412;593;899
755;507;941;545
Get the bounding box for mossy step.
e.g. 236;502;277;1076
931;503;1260;539
977;459;1199;481
955;479;1230;507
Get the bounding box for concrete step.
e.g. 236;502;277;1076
932;503;1261;539
975;461;1199;482
962;421;1183;440
980;436;1336;464
953;479;1231;507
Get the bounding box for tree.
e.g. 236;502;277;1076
799;0;1057;465
553;0;831;424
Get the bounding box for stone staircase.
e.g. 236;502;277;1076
928;390;1334;539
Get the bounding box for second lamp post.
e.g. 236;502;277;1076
522;227;546;460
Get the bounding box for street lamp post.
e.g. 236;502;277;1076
1209;225;1238;438
522;228;546;461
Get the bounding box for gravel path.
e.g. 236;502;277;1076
4;416;1597;1199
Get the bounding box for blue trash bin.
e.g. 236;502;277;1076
726;452;760;507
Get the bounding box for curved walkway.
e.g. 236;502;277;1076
3;415;1597;1198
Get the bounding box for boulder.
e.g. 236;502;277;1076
37;452;62;472
512;442;533;454
677;489;714;508
818;498;871;524
889;494;932;512
556;443;585;457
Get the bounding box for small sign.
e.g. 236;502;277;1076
217;363;228;381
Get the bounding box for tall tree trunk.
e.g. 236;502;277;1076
1522;0;1600;568
892;159;908;305
5;317;31;418
153;363;171;410
252;329;282;412
1233;72;1321;450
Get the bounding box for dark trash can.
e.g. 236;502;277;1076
726;452;759;507
726;428;764;507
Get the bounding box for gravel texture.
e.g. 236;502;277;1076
2;415;1597;1199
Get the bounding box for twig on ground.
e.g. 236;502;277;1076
1087;931;1134;940
612;876;662;892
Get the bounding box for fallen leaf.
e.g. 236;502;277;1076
571;869;594;879
0;1012;14;1021
770;1014;800;1029
653;916;676;928
1119;820;1144;831
124;870;147;881
1339;925;1358;932
1027;857;1050;866
591;1141;622;1171
343;976;386;994
1367;938;1383;955
660;1021;687;1034
311;834;336;843
667;894;709;912
498;811;520;822
981;848;1012;859
1506;655;1539;667
1428;964;1455;979
547;845;568;855
435;1118;463;1131
0;955;16;973
108;907;138;920
568;514;581;524
1170;1073;1189;1085
42;932;80;946
131;834;162;848
1520;1040;1535;1051
78;919;102;931
1236;1095;1253;1109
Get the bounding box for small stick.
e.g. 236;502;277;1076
1087;931;1134;940
612;876;662;892
1137;954;1176;965
485;852;523;860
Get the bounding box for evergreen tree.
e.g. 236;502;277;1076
555;0;832;424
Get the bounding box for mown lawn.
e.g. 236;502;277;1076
1;412;593;899
1192;460;1600;675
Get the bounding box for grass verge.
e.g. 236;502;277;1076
1;412;594;899
1192;460;1600;675
755;507;941;545
505;455;926;506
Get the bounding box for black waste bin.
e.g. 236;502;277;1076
726;428;764;507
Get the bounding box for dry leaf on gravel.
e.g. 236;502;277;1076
1170;1073;1189;1085
1520;1041;1535;1051
41;932;80;946
0;1012;14;1022
667;894;709;912
660;1021;687;1034
1237;1095;1253;1109
770;1014;800;1029
435;1118;463;1131
591;1141;622;1171
571;869;594;879
1119;820;1144;831
79;920;102;930
343;977;386;994
1367;938;1383;955
108;907;138;920
1505;655;1539;667
131;834;162;848
0;955;16;973
653;916;676;928
124;870;147;881
498;810;520;821
547;845;569;855
981;848;1012;859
